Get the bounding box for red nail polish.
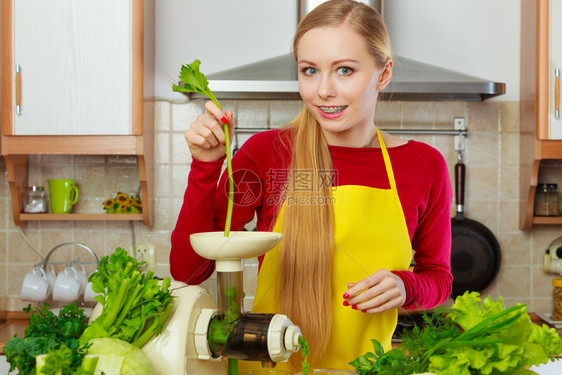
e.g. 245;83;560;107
343;301;349;306
221;116;228;124
361;309;366;313
352;304;357;310
343;293;349;299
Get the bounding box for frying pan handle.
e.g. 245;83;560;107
455;162;465;211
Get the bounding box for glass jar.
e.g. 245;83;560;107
23;186;48;213
534;183;559;216
552;278;562;321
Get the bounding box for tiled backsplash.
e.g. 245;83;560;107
0;99;561;314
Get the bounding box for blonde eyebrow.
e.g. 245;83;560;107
297;59;359;66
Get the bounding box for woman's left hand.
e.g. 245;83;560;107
342;269;406;314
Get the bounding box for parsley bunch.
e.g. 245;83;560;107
4;303;90;375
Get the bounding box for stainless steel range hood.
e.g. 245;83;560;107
190;0;505;102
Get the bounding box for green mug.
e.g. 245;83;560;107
48;179;79;214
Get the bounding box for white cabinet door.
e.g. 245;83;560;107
550;0;562;139
12;0;131;135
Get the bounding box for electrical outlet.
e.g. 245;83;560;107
133;244;156;269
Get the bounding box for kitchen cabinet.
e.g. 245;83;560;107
520;0;562;229
1;0;154;226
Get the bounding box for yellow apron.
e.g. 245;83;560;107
239;129;412;372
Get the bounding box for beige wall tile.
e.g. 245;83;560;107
375;100;400;128
237;100;269;129
533;265;557;298
467;102;499;132
105;232;136;257
463;200;498;232
155;133;171;164
0;161;8;198
499;201;521;233
497;265;531;298
152;197;173;232
155;165;171;198
155;101;172;132
0;232;6;264
172;165;189;199
0;198;8;231
172;101;204;132
532;298;552;315
465;131;499;166
172;131;191;165
401;102;433;129
74;155;106;165
74;165;106;198
433;102;466;128
500;102;520;133
8;264;31;296
465;166;498;200
270;101;302;128
498;232;530;265
500;133;519;167
0;264;6;296
8;229;42;264
499;166;520;200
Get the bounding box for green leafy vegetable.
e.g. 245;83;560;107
172;59;234;236
79;247;173;348
4;303;90;375
85;337;156;375
349;292;562;375
299;335;310;375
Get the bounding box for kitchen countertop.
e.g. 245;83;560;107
1;312;562;355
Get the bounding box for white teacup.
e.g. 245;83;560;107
45;265;57;294
53;265;82;303
75;264;88;295
84;279;99;303
21;266;50;302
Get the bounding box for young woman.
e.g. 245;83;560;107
170;0;452;371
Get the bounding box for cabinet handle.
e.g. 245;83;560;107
554;68;560;120
16;64;22;116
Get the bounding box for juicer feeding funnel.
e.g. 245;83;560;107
190;231;283;272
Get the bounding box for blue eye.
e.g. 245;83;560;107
301;67;318;76
337;67;353;75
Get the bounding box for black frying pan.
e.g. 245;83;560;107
451;154;501;298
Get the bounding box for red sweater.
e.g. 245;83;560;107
170;129;453;309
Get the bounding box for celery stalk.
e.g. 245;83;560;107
172;60;234;238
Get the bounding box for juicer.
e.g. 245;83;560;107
140;231;303;374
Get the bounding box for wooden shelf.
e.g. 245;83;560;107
19;213;143;222
4;152;152;227
533;216;562;225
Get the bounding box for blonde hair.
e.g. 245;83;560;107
276;0;393;368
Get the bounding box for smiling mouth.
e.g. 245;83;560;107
318;105;348;114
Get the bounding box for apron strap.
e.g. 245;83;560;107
375;125;397;191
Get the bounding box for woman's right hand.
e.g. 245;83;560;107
185;100;234;162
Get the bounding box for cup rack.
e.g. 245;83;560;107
37;242;100;268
